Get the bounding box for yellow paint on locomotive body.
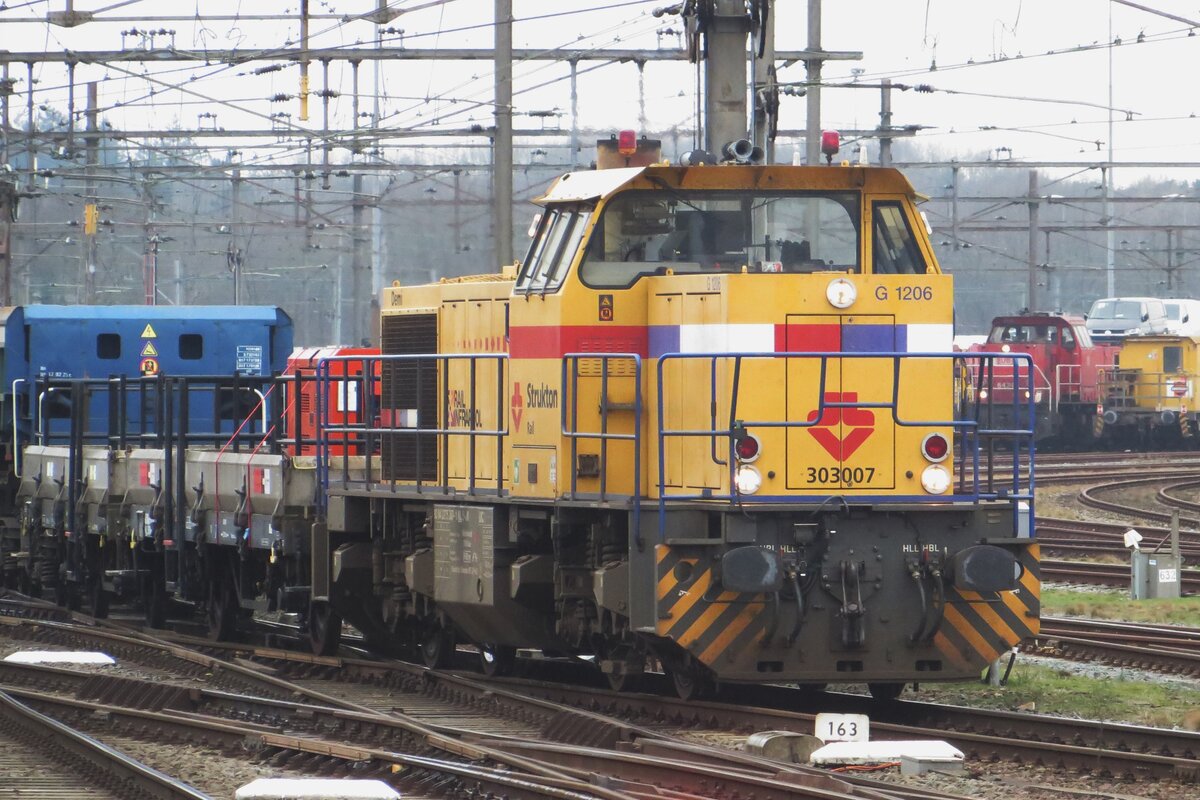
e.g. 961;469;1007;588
381;164;962;502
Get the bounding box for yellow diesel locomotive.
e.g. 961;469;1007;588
315;147;1041;699
1098;334;1200;447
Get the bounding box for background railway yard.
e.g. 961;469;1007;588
0;450;1197;800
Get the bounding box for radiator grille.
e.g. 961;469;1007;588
380;313;438;482
575;337;639;376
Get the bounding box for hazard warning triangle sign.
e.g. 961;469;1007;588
140;324;157;338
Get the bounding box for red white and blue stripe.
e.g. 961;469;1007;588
509;323;953;359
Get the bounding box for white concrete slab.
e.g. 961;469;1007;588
809;739;964;766
235;778;400;800
4;650;115;665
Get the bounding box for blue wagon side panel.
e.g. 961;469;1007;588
4;306;293;447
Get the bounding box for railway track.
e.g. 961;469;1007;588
1032;617;1200;678
131;619;1200;785
0;688;210;800
0;594;959;800
5;591;1200;793
1041;558;1200;592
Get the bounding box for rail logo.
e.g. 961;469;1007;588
447;389;482;428
511;382;524;429
805;392;874;460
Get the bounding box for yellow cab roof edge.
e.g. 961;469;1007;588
534;165;646;205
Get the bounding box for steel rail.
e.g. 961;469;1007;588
0;689;212;800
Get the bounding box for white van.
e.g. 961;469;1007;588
1164;299;1200;336
1085;297;1170;343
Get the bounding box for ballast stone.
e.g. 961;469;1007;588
235;778;400;799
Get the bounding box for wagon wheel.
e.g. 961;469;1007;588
144;582;167;628
602;643;645;692
307;600;342;656
868;681;905;701
142;557;168;628
88;575;109;619
420;623;455;669
478;643;516;677
206;580;238;641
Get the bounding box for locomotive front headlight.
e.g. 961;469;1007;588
735;465;762;495
978;388;989;400
921;464;951;494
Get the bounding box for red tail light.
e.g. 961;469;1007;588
734;431;761;462
922;432;949;462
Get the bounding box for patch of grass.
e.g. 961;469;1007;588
1041;588;1200;626
916;661;1200;728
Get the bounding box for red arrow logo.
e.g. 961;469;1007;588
806;392;874;460
510;382;524;430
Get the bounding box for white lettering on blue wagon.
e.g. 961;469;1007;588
236;345;264;375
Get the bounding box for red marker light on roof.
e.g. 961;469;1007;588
821;130;840;164
617;129;637;155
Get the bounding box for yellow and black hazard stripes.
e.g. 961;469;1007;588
932;543;1041;671
655;545;767;669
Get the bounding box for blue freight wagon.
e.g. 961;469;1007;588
1;305;293;461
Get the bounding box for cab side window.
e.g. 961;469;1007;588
872;203;927;274
515;207;587;293
1164;346;1183;373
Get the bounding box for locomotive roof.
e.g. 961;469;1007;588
535;164;919;205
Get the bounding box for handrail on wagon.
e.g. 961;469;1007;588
314;353;509;508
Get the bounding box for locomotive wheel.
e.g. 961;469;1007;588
670;667;709;701
605;668;642;693
478;643;516;677
307;601;342;656
207;581;238;641
420;624;454;669
867;682;905;701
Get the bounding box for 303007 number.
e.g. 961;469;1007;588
806;466;875;483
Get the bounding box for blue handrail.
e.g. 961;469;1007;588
560;352;643;549
654;350;1036;541
314;353;509;509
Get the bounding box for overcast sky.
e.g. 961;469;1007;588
2;1;1199;178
